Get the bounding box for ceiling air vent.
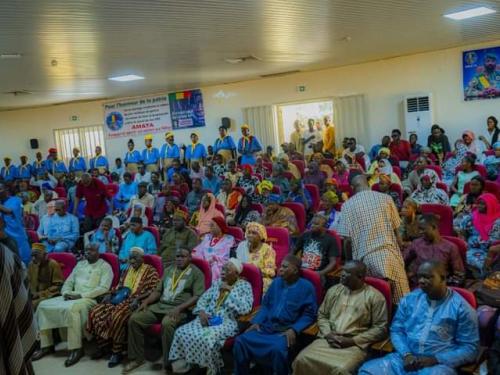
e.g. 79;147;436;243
4;89;32;96
260;70;301;78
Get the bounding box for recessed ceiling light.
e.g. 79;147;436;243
0;53;22;59
444;7;496;20
108;74;144;82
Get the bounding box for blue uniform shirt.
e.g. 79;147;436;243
160;143;180;159
90;155;109;170
17;164;32;179
185;143;207;160
69;156;87;172
46;159;68;174
213;136;236;153
238;136;263;165
124;150;142;165
32;160;47;176
142;147;160;165
1;165;18;181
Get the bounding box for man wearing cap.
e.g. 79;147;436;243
68;147;87;178
89;146;109;174
32;151;47;177
37;200;79;253
213;126;237;162
125;247;205;373
142;134;160;173
46;148;68;178
33;243;113;367
130;181;155;209
118;216;157;271
160;132;181;173
1;157;18;182
238;124;263;165
33;189;55;218
184;132;207;168
27;243;64;309
159;209;199;268
17;155;33;180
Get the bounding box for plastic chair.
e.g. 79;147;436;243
191;257;212;289
372;183;403;204
100;253;120;287
265;227;290;268
282;202;306;232
365;277;392;318
419;204;453;236
47;252;77;280
464;181;500;201
301;268;324;305
304;184;321;211
54;186;67;198
291;160;305;177
144;226;161;248
144;254;164;278
442;235;467;264
249;203;264;215
226;226;244;243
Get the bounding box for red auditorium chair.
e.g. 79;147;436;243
451;286;477;309
371;183;403;204
442;235;467;264
262;162;273;173
24;213;39;230
144;226;161;248
265;227;290;268
271;185;281;194
226;226;244;243
144;254;164;278
283;171;295;180
100;253;120;287
464;180;500;201
47;252;77;280
436;181;448;194
291;160;305;177
305;184;321;211
215;203;225;215
249;203;264;215
54;186;67;198
392;166;402;179
105;183;119;198
455;164;487;178
282;202;306;232
419;204;454;236
301;268;324;304
365;277;392;317
26;229;40;244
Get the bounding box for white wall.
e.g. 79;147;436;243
1;39;499;163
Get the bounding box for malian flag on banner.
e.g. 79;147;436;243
175;91;192;100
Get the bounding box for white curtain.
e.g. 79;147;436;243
242;105;278;151
333;94;368;148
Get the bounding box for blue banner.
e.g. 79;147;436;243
463;46;500;101
168;89;206;129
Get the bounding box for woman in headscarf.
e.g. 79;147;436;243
399;198;420;250
160;196;181;230
254;180;273;204
312;153;334;178
410;169;449;205
316;190;340;230
454;176;485;230
367;158;401;187
235;222;276;291
331;160;349;186
193;216;235;280
228;195;260;229
324;178;347;202
287;179;312;210
88;247;160;367
269;163;290;195
450;154;480;207
169;259;253;375
236;164;260;198
484;141;500;181
170;172;189;202
427;124;451;163
402;156;433;195
460;193;500;277
378;174;403;209
442;139;469;185
262;194;299;235
304;161;325;191
462;130;486;161
191;193;224;236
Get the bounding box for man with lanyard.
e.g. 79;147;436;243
17;155;32;181
68;147;87;178
160;132;180;175
125;247;205;373
0;183;31;265
238;124;262;165
184;132;207;168
32;151;47;176
124;139;143;174
213;126;236;162
1;157;18;182
142;134;160;173
89;146;109;174
46;148;68;179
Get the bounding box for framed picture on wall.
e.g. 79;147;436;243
463;46;500;101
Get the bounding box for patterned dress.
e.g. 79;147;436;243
193;234;235;280
169;279;253;374
87;264;159;352
235;241;276;291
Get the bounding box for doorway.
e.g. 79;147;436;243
276;99;333;146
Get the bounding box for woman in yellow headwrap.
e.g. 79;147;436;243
235;222;276;291
316;191;340;230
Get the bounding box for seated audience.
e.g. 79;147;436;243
114;172;138;211
235;221;276;291
316;190;340;230
212;154;227;177
202;165;221;195
33;188;55;218
159;209;199;268
166;158;188;184
152;184;173;222
368;158;401;187
159;197;181;229
399;198;420;250
304;161;325;191
461;193;500;277
228;194;260;228
27;243;64;309
269;163;290;195
233;255;317;375
450;154;480;207
88;248;159;369
262;194;299;235
191;192;224;236
130;181;154;209
410;169;449;205
33;244;113;367
484;141;500;180
389;129;411;168
193;216;234;280
254;179;274;204
479;115;499;150
287;179;312;210
454;175;485;229
169;259;253;375
278;153;301;179
369;135;391;160
185;178;203;215
86;217;120;254
147;171;163;196
404;214;465;287
121;204;148;234
409;133;423;155
119;217;157;271
293;261;388;375
224;160;242;186
331;159;349;185
37;200;79;253
442;139;468;185
236;164;260;198
134;163;152;184
189;160;205;180
427;124;451;163
462;130;486;162
216;179;242;222
377;174;402;209
359;261;479;375
402;156;433;195
170;172;189;202
124;247;205;373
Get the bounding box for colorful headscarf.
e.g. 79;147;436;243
212;215;228;234
418;169;439;189
321;190;339;205
378;174;392;185
462;130;475;141
173;208;188;222
378;159;393;175
325;178;338;186
245;222;267;241
267;194;284;204
378;147;391;156
32;243;46;253
197;192;223;235
257;180;273;194
241;164;253;174
472;193;500;241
